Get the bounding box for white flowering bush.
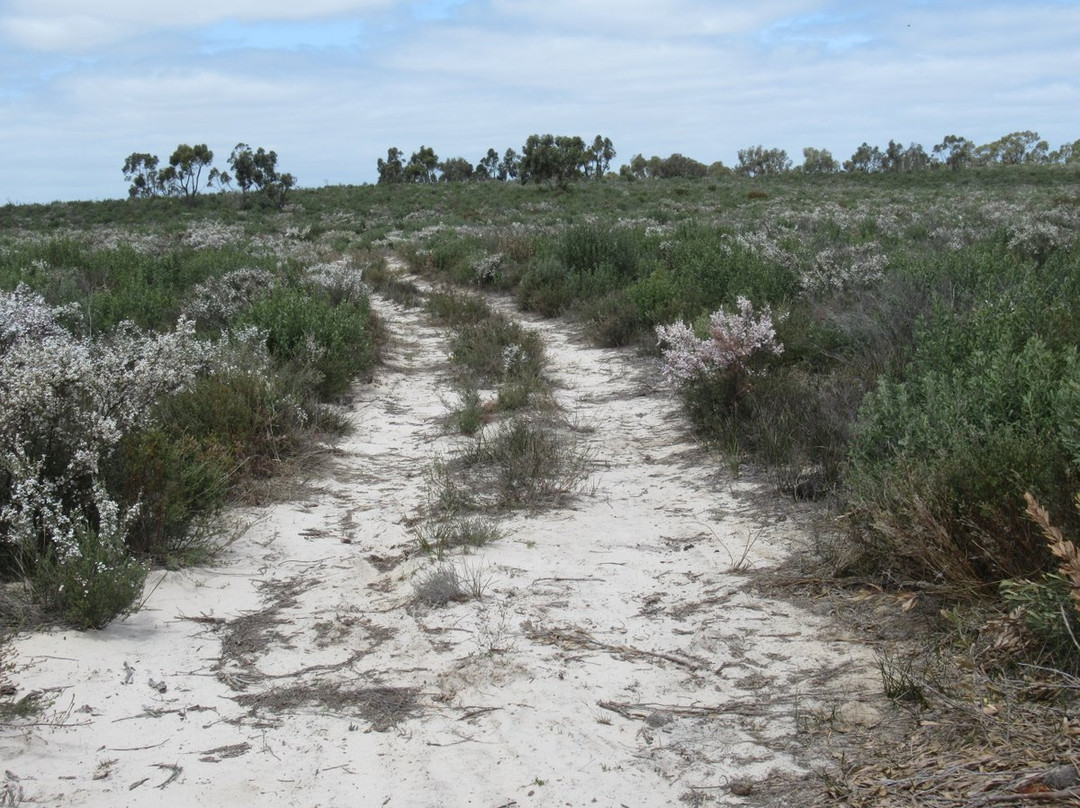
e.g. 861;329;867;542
801;244;887;293
29;482;147;630
0;286;206;625
472;252;505;285
655;297;783;388
184;267;277;329
303;256;369;305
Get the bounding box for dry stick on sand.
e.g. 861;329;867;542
522;621;703;671
598;700;769;721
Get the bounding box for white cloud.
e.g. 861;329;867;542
2;0;1079;202
482;0;826;41
0;0;396;51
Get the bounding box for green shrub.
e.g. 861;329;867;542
516;256;580;316
447;316;545;385
110;429;231;557
427;231;482;283
668;232;798;316
425;290;492;327
626;269;683;327
581;289;644;347
244;287;375;400
556;223;646;278
414;516;503;557
432;416;589;512
847;337;1080;585
33;517;147;630
1000;573;1080;669
0;238;271;334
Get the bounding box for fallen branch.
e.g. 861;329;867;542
598;699;767;721
153;763;182;790
523;621;702;671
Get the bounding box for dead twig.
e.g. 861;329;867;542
598;699;767;720
153;763;182;790
523;621;702;671
967;788;1080;806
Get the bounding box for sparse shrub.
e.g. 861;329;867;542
0;632;12;700
413;559;493;606
24;482;147;629
451;384;486;435
425;290;492;327
414;516;503;557
412;561;469;606
581;289;643;347
448;316;545;385
363;259;423;306
434;416;589;512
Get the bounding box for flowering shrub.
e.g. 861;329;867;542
30;483;147;630
184;267;277;330
655;297;783;387
303;257;369;305
1;286;206;624
800;244;887;293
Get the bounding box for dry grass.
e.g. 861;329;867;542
429;414;591;513
1027;492;1080;612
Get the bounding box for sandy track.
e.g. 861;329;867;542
3;271;881;807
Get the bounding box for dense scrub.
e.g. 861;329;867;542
393;166;1080;664
4;168;1080;656
0;222;379;627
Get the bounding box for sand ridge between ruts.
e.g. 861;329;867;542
3;265;882;807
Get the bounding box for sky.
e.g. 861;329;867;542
1;0;1078;204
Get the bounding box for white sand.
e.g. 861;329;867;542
3;277;882;807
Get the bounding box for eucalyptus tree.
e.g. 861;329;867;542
377;147;405;184
800;147;839;173
519;134;588;188
228;143;294;207
163;143;216;202
122;153;164;198
736;145;791;177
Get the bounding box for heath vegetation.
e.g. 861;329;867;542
2;133;1080;686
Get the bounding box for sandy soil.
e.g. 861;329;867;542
2;273;884;807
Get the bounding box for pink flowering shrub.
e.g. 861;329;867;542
655;297;783;388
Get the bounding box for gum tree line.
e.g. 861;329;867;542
122;143;295;206
376;129;1078;187
599;130;1080;179
376;134;616;187
725;130;1079;178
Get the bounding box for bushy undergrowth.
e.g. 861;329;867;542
847;240;1080;586
6;167;1080;633
0;231;378;628
427;290;548;419
398;168;1080;606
